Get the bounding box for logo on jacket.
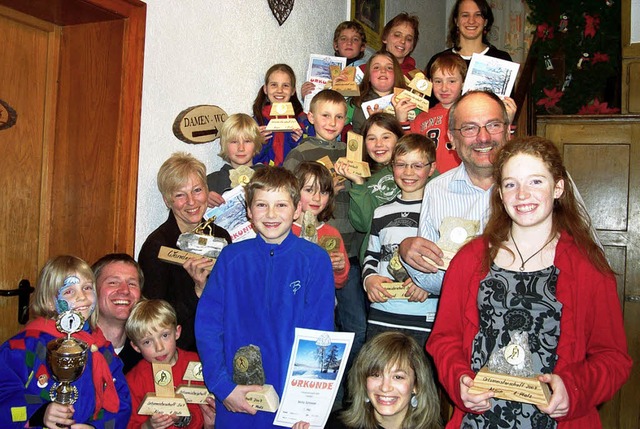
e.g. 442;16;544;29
290;280;302;295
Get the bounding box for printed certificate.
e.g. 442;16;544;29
273;328;354;428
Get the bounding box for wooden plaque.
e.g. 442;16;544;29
158;246;216;270
175;385;215;404
346;131;364;161
246;384;280;412
468;366;551;406
380;282;409;299
336;157;371;178
394;87;431;113
138;363;191;417
173;105;228;144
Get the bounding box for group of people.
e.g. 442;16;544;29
0;1;632;429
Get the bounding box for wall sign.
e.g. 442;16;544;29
0;99;17;131
172;105;228;144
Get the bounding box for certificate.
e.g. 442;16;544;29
462;53;520;97
303;55;347;113
273;328;354;428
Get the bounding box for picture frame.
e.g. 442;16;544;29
351;0;385;51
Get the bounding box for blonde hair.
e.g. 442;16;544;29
157;152;207;203
218;113;264;162
125;299;178;342
30;255;98;328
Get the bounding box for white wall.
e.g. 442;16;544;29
134;0;447;256
135;0;347;256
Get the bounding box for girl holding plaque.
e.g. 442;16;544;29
427;137;632;428
0;255;131;429
252;63;306;166
291;161;350;289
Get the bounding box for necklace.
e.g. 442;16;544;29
510;231;556;272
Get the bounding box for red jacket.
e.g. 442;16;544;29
427;231;632;428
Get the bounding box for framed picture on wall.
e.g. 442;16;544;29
351;0;385;51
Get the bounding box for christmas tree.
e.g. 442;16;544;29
526;0;620;114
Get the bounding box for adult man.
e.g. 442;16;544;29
92;253;144;373
399;90;511;308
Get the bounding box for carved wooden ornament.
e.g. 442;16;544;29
268;0;294;26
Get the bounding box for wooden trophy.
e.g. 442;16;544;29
316;155;345;184
264;102;302;132
336;131;371;179
233;345;279;412
380;250;411;299
158;218;226;271
422;217;479;270
137;363;190;417
394;72;433;113
329;65;360;97
468;332;551;406
175;361;215;404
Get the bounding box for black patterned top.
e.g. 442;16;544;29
462;264;562;429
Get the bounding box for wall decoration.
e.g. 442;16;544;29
172;105;228;144
526;0;621;114
351;0;385;51
0;98;17;131
268;0;294;26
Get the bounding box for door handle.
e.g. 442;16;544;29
0;279;35;324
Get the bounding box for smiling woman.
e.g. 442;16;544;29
138;152;231;352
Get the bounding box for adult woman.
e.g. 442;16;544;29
138;152;231;352
381;13;420;77
427;137;631;428
294;331;441;429
425;0;512;77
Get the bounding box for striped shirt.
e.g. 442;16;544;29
404;164;493;294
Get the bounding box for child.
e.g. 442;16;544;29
362;134;438;348
252;64;305;167
195;166;335;429
349;51;406;135
399;52;466;174
294;332;441;429
0;255;131;429
125;299;215;429
292;161;350;289
301;21;368;98
207;113;265;207
334;112;405;262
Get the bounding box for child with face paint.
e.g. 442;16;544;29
0;255;132;429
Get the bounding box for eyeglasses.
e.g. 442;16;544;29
453;121;506;137
391;161;433;171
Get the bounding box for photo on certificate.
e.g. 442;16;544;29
273;328;354;428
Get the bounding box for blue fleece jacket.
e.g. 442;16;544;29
195;231;334;428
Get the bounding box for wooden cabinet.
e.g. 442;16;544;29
537;115;640;429
0;0;145;342
622;0;640;113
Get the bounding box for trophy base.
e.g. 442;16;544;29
137;393;191;416
336;157;371;178
158;246;216;269
394;87;431;112
175;384;215;404
265;118;301;132
468;366;551;405
381;282;410;299
246;384;280;412
332;82;360;97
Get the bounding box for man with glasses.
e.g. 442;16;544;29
398;90;510;299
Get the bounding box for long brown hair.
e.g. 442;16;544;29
293;161;336;222
353;51;405;108
341;332;441;429
483;136;612;273
252;64;303;126
447;0;494;50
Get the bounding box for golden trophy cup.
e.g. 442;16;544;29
46;310;89;404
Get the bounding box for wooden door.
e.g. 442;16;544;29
0;0;145;343
537;115;640;429
0;10;56;342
